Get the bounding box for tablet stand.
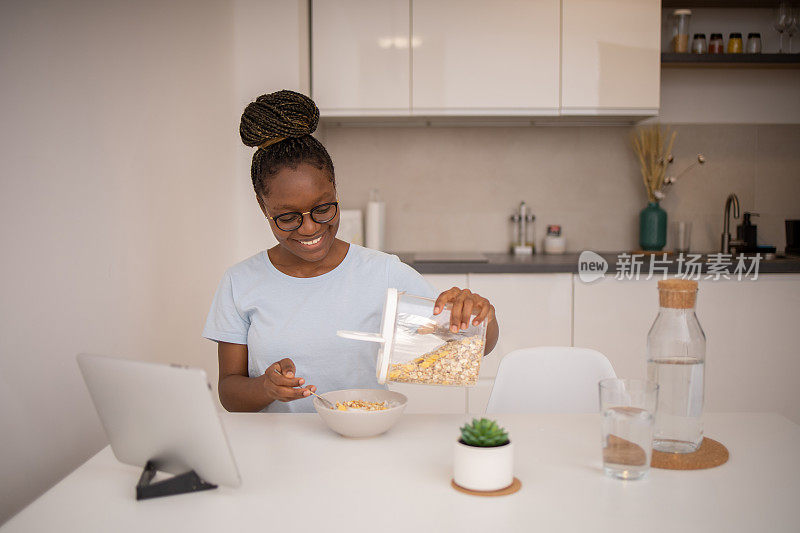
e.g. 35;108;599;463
136;460;217;500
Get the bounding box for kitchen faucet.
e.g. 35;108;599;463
720;193;745;254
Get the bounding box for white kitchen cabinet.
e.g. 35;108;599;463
467;378;494;416
312;0;410;115
386;383;470;414
412;0;560;115
468;273;573;378
399;271;800;420
561;0;660;115
467;273;573;414
312;0;660;118
573;276;658;380
422;273;468;294
573;274;800;424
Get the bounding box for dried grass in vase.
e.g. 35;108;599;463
632;124;676;203
631;125;706;203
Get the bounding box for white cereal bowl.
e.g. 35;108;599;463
312;389;407;438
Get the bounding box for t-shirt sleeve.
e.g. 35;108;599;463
387;256;437;299
202;270;249;344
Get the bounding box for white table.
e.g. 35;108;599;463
3;413;800;532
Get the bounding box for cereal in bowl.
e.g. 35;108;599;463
334;400;389;411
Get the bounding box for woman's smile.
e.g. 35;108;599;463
290;231;331;256
296;234;324;247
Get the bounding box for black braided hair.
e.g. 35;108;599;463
240;90;335;197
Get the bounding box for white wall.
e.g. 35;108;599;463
233;0;309;258
0;0;238;524
658;68;800;124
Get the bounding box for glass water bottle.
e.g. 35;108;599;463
646;279;706;453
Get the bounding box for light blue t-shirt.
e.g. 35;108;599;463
203;244;436;413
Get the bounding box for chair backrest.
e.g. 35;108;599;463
485;347;616;414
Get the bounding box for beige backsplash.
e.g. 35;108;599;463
320;123;800;254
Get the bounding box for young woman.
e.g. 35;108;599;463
203;90;499;413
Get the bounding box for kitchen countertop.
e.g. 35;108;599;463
397;252;800;275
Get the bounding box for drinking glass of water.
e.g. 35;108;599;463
674;221;692;254
599;378;659;480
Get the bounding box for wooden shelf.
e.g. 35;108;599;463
661;52;800;67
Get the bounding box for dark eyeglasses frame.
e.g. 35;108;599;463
266;198;339;232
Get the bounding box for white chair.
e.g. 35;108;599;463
485;347;616;414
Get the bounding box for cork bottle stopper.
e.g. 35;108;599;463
657;279;698;309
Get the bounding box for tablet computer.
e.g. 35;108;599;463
77;353;241;488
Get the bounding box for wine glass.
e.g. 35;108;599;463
787;7;799;53
773;1;791;53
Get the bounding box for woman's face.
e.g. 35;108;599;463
258;163;339;263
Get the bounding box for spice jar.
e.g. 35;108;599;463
646;279;706;454
708;33;724;54
670;9;692;53
691;33;707;54
747;32;762;53
727;32;743;53
337;289;487;386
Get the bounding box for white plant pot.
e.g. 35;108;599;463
453;439;514;492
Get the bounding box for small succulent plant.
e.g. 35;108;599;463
459;418;510;447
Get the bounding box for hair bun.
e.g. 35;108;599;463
240;90;320;148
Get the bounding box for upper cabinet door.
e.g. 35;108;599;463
412;0;560;115
561;0;660;115
312;0;410;115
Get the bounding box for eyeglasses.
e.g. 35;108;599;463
266;200;339;232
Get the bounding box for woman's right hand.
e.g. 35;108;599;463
263;358;316;402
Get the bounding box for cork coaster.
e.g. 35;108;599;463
451;477;522;497
651;438;729;470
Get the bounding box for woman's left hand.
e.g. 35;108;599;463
433;287;496;333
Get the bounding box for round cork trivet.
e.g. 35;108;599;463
651;438;729;470
451;477;522;497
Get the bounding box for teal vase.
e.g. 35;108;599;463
639;201;667;251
